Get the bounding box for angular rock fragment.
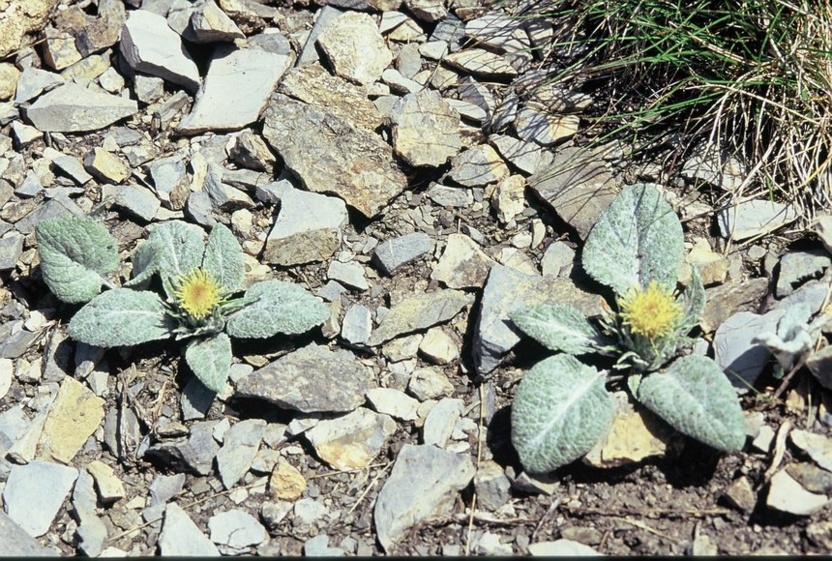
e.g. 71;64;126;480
391;90;461;167
713;309;785;391
766;470;829;516
120;9;201;92
431;233;497;289
718;199;798;240
216;419;266;489
305;407;397;470
38;376;105;464
179;47;291;133
189;0;245;43
489;134;544;175
235;344;372;413
368;289;473;346
527;147;619;240
0;510;59;556
159;503;220;556
448;144;510;187
373;232;434;275
3;460;78;537
444;48;518;79
374;444;475;552
317;11;393;85
25;83;137;132
262;94;407;217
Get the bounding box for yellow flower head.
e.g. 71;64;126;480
618;280;682;341
174;268;222;320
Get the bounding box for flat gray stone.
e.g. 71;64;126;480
189;0;245;43
3;460;79;537
179;47;291;133
528;539;602;556
73;469;108;557
514;106;579;146
373;232;434;275
208;509;267;555
474;264;598;376
540;241;575;277
448;144;510;187
374;444;475;553
297;6;344;66
25;83;137;132
0;511;59;556
341;304;373;345
775;250;831;297
149;473;187;506
422;397;462;448
425;183;473;207
444;48;517;79
366;387;420;421
159;503;220;556
143;421;221;475
790;430;832;472
262;94;408;217
304;534;346;557
718;199;798;240
14;67;65;104
489;133;544;175
216;419;266;489
766;470;828;516
474;460;511;511
527;147;619;240
44;147;93;185
102;183;160;222
431;233;497;289
120;9;200;92
367;289;473;346
390;90;461;167
713;310;785;392
235;344;372;413
0;232;23;270
327;260;368;291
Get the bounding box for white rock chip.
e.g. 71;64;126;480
366;387;420;421
408;367;454;401
159;503;220;556
3;460;78;537
120;9;200;92
790;430;832;472
317;11;393;85
422;397;462;448
528;539;603;556
216;418;266;489
766;470;829;516
718;199;798;240
208;509;268;554
25;83;137;132
179;47;291;133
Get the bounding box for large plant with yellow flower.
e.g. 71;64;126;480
35;217;328;393
508;183;745;474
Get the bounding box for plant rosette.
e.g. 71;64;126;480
35;217;329;393
508;183;746;474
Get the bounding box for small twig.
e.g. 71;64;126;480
762;419;793;486
341;461;392;522
464;493;477;556
611;516;677;542
531;496;562;542
562;505;731;518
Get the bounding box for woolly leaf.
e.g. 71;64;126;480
125;238;159;288
678;265;706;333
225;280;329;339
184;333;232;393
146;221;204;299
36;215;119;303
202;223;244;295
636;354;745;451
68;289;174;347
511;354;614;474
510;304;607;355
583;183;684;296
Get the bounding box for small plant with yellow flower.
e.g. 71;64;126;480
36;217;328;393
508;183;745;474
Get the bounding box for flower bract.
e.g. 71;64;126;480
618;280;682;341
174;268;222;321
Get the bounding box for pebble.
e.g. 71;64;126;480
422;397;462;448
788;462;832;494
86;459;125;503
269;458;307;501
766;469;829;516
366;387;420;421
540;241;575;277
293;497;330;529
38;376;105;464
474;460;512;511
208;509;268;555
374;443;475;552
15;67;65;104
790;430;832;472
444;48;518;79
514;107;579;146
216;419;266;489
159;503;220;556
528;539;602;556
418;326;459;365
713;310;785;391
149;473;186;506
373;232;434;275
0;233;23;270
327;260;369;291
723;475;756;513
718;199;798;240
144;421;221;475
341;304;373;345
775;249;831;297
26;83;137;132
304;534;346;557
304;407;397;470
83;147;130;183
408;367;454;401
235;344;372;413
432;233;497;289
3;460;78;537
491;174;527;224
189;0;245;42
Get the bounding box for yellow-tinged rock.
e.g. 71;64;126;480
269;458;306;501
87;459;126;503
84;147;131;183
0;63;20;100
38;377;105;464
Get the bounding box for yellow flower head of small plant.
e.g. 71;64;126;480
174;268;222;321
618;280;682;341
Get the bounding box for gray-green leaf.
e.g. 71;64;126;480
125;238;159;289
511;354;614;474
582;182;684;295
202;223;244;295
36;215;119;303
146;221;204;298
184;333;232;393
635;354;746;451
225;280;329;339
68;289;174;347
678;265;706;333
510;304;607;355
